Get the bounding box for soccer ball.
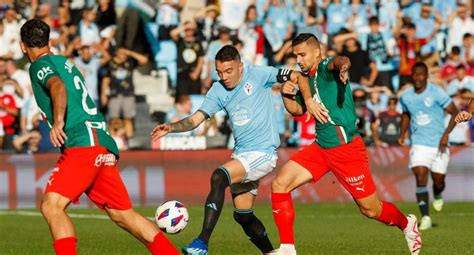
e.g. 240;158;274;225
155;200;189;234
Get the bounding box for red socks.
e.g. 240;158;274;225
147;231;179;255
377;201;408;230
53;237;77;255
272;192;295;244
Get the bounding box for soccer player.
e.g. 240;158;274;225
455;97;473;123
20;19;178;255
398;62;459;230
151;45;306;255
271;33;422;255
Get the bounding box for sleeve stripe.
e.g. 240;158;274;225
197;109;210;119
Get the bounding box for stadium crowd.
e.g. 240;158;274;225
0;0;473;153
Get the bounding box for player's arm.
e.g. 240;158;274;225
46;76;68;147
280;82;305;116
125;49;148;65
439;103;459;153
281;70;329;122
398;112;410;146
327;56;351;85
151;111;207;141
455;98;473;123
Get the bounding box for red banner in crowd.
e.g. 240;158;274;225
0;147;473;209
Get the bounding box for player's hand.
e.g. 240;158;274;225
305;99;329;123
397;136;407;147
339;63;350;84
50;121;67;148
281;81;299;96
454;111;472;123
151;123;171;141
438;134;449;154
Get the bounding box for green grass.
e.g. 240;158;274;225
1;203;473;254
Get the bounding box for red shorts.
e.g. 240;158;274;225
45;146;132;210
291;136;376;199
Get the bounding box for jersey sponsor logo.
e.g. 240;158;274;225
231;105;251;126
36;66;53;81
424;97;433;107
414;111;432;126
65;60;74;73
244;82;253;95
94;153;116;167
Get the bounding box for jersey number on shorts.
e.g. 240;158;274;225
73;76;97;116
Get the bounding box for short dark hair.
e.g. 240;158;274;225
20;19;50;48
215;45;240;62
456;64;466;70
412;62;428;73
451;46;461;55
368;16;379;25
463;33;472;39
292;33;320;47
406;23;416;29
388;97;398;104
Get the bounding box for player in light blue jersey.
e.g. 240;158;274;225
151;45;307;255
398;62;458;231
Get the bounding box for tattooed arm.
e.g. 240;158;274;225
151;111;207;140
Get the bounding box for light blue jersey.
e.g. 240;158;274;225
199;65;282;155
400;83;452;148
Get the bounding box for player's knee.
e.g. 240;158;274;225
40;199;64;219
107;209;130;228
271;176;290;193
233;211;253;225
210;168;230;190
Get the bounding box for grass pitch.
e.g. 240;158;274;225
1;203;473;254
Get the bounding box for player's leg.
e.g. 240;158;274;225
329;137;421;255
272;144;329;255
182;159;247;254
41;193;77;255
105;208;178;255
232;191;275;254
431;150;449;212
42;147;106;255
87;155;178;255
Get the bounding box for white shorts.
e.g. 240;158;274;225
409;145;450;174
228;151;278;196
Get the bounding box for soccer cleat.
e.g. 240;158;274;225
433;196;444;212
403;214;422;255
275;244;296;255
418;215;432;230
182;238;208;255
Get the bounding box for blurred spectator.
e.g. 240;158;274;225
101;47;148;140
367;16;394;90
326;0;351;39
367;87;391;116
293;0;324;40
353;88;377;145
205;26;232;88
393;20;438;89
96;0;116;32
195;4;220;51
447;88;472;146
109;119;128;151
349;0;368;32
74;45;111;107
340;36;378;87
78;8;100;46
446;64;474;97
238;5;265;65
442;46;463;82
415;4;442;64
13;92;41;154
377;0;400;30
262;0;294;53
219;0;252;32
461;33;474;68
374;97;401;146
0;80;19;150
447;4;474;52
166;95;194;136
156;0;186;40
2;8;24;60
171;21;204;95
5;58;31;103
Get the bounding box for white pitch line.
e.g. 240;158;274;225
0;210;154;220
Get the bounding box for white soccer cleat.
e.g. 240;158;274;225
433;197;444;212
275;244;297;255
418;215;432;230
403;214;422;255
